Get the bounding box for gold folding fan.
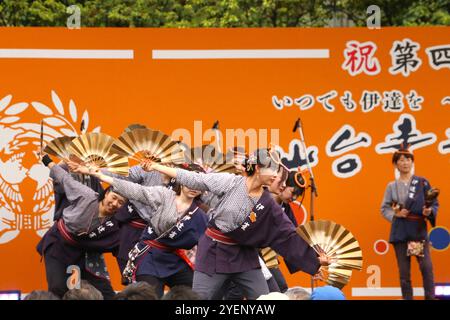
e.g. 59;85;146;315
110;128;185;165
318;265;353;289
68;132;129;176
187;145;237;174
296;220;363;288
260;247;279;269
44;136;75;160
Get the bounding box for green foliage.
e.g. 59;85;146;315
0;0;448;27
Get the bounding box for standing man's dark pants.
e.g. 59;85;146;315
393;241;435;300
44;253;116;300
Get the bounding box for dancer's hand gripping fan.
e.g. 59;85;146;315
297;220;363;289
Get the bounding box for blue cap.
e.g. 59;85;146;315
310;286;345;300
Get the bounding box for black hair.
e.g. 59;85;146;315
286;171;306;197
98;185;127;203
98;186;113;202
279;165;288;183
124;123;147;132
98;186;119;202
244;148;279;176
173;163;206;195
392;148;414;164
114;282;158;300
62;280;103;300
161;285;201;300
226;146;248;164
178;162;206;174
23;290;60;300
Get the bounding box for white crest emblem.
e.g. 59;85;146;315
0;91;100;244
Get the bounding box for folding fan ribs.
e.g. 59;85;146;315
68;132;129;176
260;247;279;269
187;144;237;173
111;128;185;165
296;220;363;289
43;136;75;160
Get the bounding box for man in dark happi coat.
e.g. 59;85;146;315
36;155;126;299
381;148;439;300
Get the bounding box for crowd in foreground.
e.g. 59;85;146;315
23;281;345;300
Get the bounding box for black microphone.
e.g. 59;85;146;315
40;120;44;157
212;120;219;130
292;118;300;132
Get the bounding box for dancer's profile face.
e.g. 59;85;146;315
268;169;286;195
257;166;278;186
280;186;295;202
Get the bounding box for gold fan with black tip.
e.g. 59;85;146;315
68;132;129;176
44;136;75;160
187;144;237;174
296;220;363;288
425;187;439;208
111;128;185;166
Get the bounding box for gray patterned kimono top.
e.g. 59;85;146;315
175;169;259;232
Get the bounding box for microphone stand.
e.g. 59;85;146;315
293;118;318;292
40;120;44;161
212;120;223;163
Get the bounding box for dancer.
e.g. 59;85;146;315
142;148;329;299
37;153;126;299
80;163;208;298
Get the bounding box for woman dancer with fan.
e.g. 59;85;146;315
76;162;209;298
212;150;287;299
36;152;127;299
102;127;177;274
381;147;439;300
141;148;330;300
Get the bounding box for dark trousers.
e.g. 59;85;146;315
267;275;281;292
393;241;435;300
210;279;245;300
193;269;269;300
135;267;194;298
44;253;116;300
269;267;288;293
116;257;127;274
210;273;280;300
